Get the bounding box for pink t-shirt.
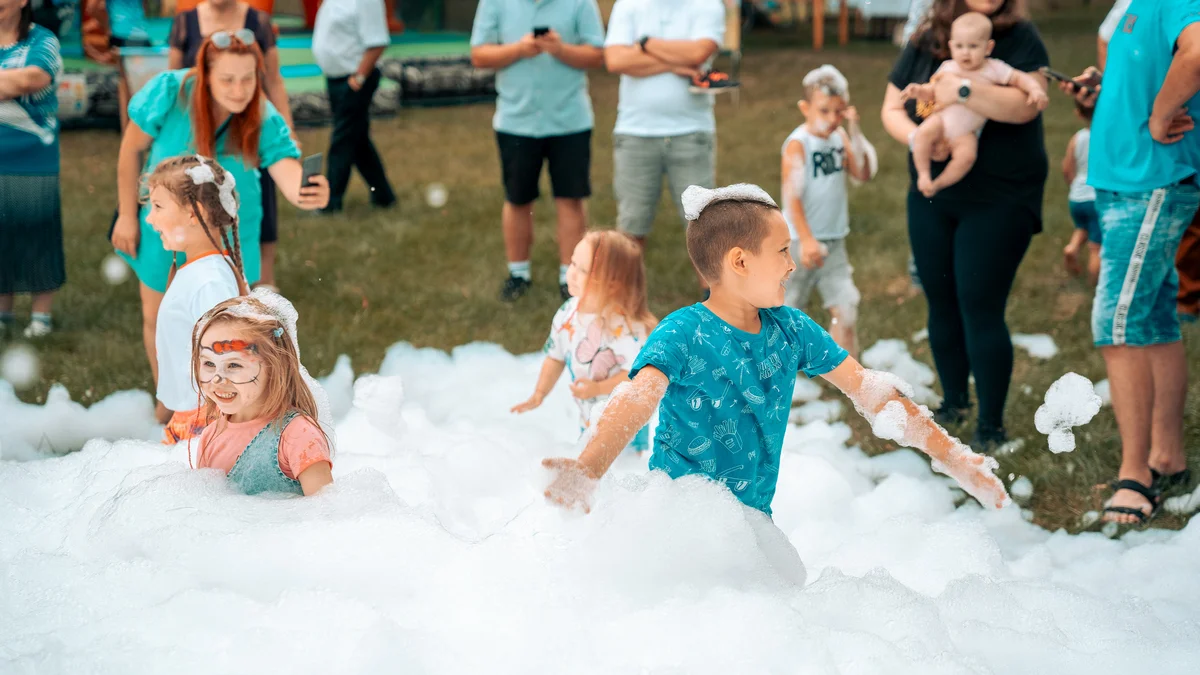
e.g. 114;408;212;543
196;414;332;480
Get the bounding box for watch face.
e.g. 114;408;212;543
958;84;970;98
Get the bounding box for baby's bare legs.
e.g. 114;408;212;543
927;134;978;196
912;114;945;197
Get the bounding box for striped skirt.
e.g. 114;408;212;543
0;173;65;294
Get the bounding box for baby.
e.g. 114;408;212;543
903;12;1048;197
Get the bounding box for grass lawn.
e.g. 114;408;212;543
8;5;1197;532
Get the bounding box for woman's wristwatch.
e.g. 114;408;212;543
957;78;972;105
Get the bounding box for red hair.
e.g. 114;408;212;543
184;36;266;166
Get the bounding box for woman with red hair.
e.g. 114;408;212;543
111;32;330;404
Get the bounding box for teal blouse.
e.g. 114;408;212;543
118;69;300;292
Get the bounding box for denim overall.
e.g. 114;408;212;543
227;411;305;496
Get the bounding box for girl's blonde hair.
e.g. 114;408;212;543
190;296;326;451
144;155;250;295
578;230;657;335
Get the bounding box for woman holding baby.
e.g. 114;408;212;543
880;0;1049;451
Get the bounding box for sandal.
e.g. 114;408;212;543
1098;478;1161;531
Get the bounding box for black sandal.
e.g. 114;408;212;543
1151;468;1192;494
1100;479;1162;529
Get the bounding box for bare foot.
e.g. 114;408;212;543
1063;244;1082;276
1103;485;1155;524
917;175;938;198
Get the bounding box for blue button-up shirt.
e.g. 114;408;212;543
470;0;606;138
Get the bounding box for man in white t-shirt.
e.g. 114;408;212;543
605;0;726;247
312;0;396;213
1097;0;1131;69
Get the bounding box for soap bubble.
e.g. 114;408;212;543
1;344;40;390
101;254;130;285
425;183;448;208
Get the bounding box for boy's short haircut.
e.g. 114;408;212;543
686;199;780;284
1075;101;1095;120
803;64;849;101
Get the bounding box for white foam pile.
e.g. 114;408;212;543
1012;333;1059;360
860;339;941;407
1035;373;1104;453
2;342;1199;673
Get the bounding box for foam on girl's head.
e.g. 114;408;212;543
682;184;780;285
802;65;849;101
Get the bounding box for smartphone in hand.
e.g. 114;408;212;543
1039;67;1097;95
533;26;549;37
300;153;323;189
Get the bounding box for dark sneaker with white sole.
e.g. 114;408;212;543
499;275;532;302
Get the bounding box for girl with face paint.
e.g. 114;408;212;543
191;295;333;496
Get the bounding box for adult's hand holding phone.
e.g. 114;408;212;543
297;175;330;210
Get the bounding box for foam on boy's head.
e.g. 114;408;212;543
683;184;780;285
952;12;992;41
802;65;849;101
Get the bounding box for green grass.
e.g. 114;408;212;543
7;5;1197;532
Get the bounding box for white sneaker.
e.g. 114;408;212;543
23;320;52;338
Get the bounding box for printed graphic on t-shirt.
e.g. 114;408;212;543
811;147;845;177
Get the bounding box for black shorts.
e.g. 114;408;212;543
260;170;278;244
495;129;591;206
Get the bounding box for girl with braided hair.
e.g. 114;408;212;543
145;154;247;443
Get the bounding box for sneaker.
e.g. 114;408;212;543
23;318;52;338
499;275;532;302
907;255;923;293
560;283;571;301
688;69;740;94
932;404;970;428
970;424;1008;453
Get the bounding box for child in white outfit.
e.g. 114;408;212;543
902;12;1048;197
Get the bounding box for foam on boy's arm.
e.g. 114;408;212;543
576;367;667;478
823;359;1010;509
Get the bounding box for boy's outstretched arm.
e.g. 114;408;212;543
543;366;668;512
821;358;1011;510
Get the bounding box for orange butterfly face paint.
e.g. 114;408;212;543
210;340;257;355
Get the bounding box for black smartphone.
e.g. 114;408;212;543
533;26;549;37
1040;66;1096;95
300;153;323;189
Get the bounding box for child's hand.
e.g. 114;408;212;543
938;448;1011;510
1063;242;1082;277
798;237;826;270
542;457;599;513
843;106;860;125
569;378;604;400
1027;87;1049;111
511;392;545;414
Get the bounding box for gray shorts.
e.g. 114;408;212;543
612;131;716;237
784;237;861;313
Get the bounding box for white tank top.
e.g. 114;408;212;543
1068;128;1095;203
781;125;850;240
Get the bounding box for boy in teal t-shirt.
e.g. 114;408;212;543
542;183;1010;518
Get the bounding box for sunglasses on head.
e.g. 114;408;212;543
211;29;256;50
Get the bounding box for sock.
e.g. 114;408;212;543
31;312;51;326
559;264;569;285
508;261;531;281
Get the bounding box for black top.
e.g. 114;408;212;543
889;21;1050;230
169;6;276;69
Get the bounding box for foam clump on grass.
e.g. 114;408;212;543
1035;373;1103;453
2;342;1200;672
1013;333;1059;360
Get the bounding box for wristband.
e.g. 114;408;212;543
638;36;650;52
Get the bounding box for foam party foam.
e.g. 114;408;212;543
0;344;40;391
860;339;941;407
1035;373;1104;453
101;253;131;285
425;183;449;208
2;342;1199;673
1012;333;1059;360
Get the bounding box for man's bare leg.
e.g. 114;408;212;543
554;198;587;266
503;201;535;265
1102;345;1156;524
1148;341;1189;477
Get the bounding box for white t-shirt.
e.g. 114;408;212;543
1069;128;1095;203
1098;0;1132;43
781;125;850;241
544;298;649;443
605;0;726;137
312;0;391;78
156;254;240;411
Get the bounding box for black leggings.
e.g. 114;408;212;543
907;193;1034;430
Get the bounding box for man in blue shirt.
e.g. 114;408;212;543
1065;0;1200;529
470;0;606;303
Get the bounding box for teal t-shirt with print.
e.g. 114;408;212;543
630;304;848;515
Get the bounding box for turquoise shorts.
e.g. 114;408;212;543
1093;181;1200;347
